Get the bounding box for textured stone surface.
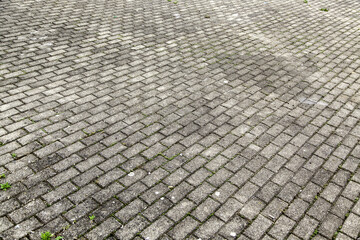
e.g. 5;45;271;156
0;0;360;239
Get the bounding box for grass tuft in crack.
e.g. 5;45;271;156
0;182;11;191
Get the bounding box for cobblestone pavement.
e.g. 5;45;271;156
1;0;360;239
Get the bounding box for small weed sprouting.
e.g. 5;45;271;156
40;231;63;240
173;1;178;3
89;215;95;221
0;141;4;146
304;0;308;3
0;182;11;191
0;173;5;179
168;0;172;2
63;224;71;230
40;231;52;240
11;153;17;158
320;8;328;11
312;229;318;236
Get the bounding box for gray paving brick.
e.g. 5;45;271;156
86;217;121;240
115;198;147;223
341;213;360;238
140;216;173;240
293;215;319;240
143;198;173;221
244;215;273;240
195;216;224;240
64;198;98;222
115;215;149;240
188;182;215;204
269;215;296;240
234;182;259;203
0;217;42;239
319;213;342;239
0;217;14;233
42;182;77;204
166;199;196;222
215;198;243;222
239;198;266;220
37;199;73;223
168;216;199;240
192;198;221;222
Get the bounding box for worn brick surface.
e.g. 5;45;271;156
1;0;360;239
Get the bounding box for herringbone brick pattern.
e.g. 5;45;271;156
1;0;360;239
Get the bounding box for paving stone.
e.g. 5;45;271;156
115;215;149;240
142;168;169;187
166;199;196;222
215;198;243;222
187;167;212;186
0;217;13;232
37;198;73;222
195;216;224;239
300;182;322;203
211;182;238;203
140;216;173;240
332;170;351;187
239;198;266;220
319;213;342;239
68;183;100;204
117;182;148;203
335;233;353;240
192;197;220;222
168;216;199;240
218;215;247;238
28;216;67;240
285;198;310;221
61;216;95;239
64;198;99;222
262;198;288;220
166;181;194;203
342;181;360;201
233;182;259;203
321;183;342;203
143;198;173;221
140;183;169;204
244;215;273;240
293;216;319;240
256;181;281;203
187;181;215;204
115;198;147;223
9;199;46;223
278;182;301;203
269;215;296;240
229;168;253;187
0;217;42;239
85;217;121;240
341;213;360;238
42;182;77;204
307;198;332;221
92;182;124;204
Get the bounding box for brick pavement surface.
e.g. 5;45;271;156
1;0;360;239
